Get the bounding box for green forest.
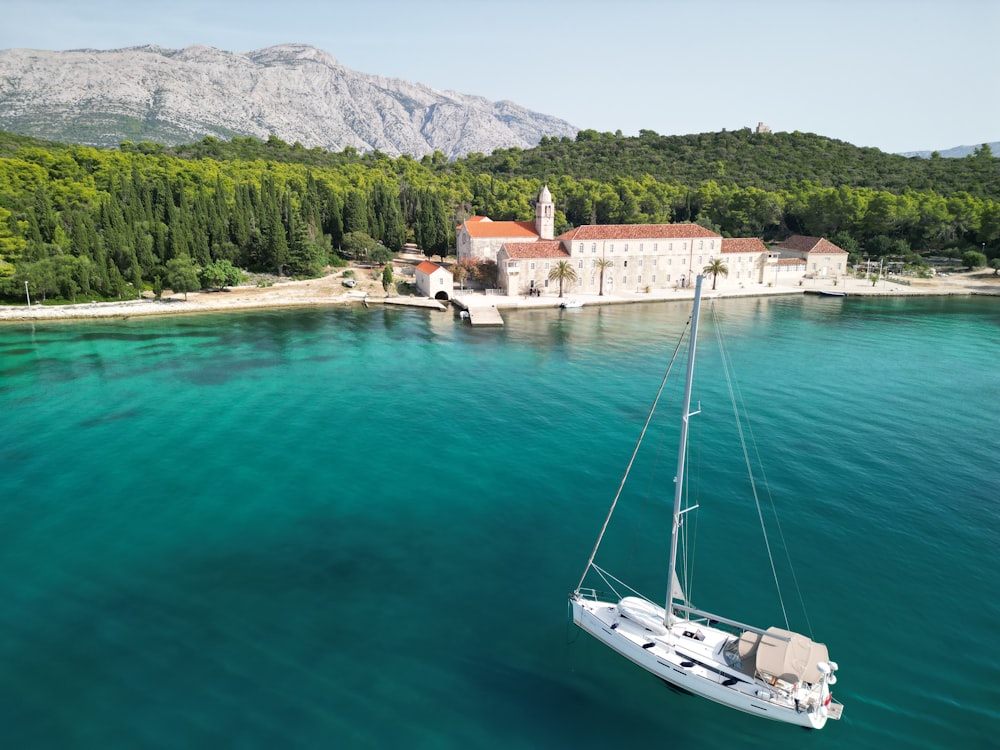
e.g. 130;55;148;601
1;127;998;304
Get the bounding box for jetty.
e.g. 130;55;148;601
381;297;447;311
452;298;504;326
468;306;504;326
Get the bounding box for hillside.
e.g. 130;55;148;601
1;125;997;307
152;127;1000;201
460;129;1000;198
0;44;578;159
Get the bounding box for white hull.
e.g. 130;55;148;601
571;596;839;729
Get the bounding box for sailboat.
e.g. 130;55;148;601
569;275;842;729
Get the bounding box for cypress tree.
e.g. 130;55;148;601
343;188;369;235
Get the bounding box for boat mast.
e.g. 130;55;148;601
664;274;704;625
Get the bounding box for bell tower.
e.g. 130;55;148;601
535;185;554;240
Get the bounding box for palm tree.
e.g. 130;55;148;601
703;258;729;290
547;260;578;298
595;257;613;296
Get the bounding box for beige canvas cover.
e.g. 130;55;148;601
719;630;762;675
756;627;829;684
738;630;762;663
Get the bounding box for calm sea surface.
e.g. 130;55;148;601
1;295;998;749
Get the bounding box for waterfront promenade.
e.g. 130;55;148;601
1;268;996;322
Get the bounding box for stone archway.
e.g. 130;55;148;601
434;290;450;301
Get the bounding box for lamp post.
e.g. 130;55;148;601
24;280;31;307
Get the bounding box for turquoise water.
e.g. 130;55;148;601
1;296;998;749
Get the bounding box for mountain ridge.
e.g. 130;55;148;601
0;43;578;158
900;142;1000;159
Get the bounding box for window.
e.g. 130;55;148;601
623;260;628;268
639;243;644;253
668;242;673;252
624;243;629;253
609;244;614;253
639;258;644;266
578;243;584;253
637;275;642;284
699;240;703;250
578;260;583;269
530;262;535;270
653;243;658;252
545;262;550;270
591;259;596;268
653;275;657;283
591;243;596;253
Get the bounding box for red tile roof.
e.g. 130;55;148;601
455;216;488;230
461;219;538;239
774;235;847;254
416;261;446;274
721;238;768;254
501;240;570;260
558;224;721;241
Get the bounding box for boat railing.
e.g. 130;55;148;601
572;587;612;603
671;603;791;642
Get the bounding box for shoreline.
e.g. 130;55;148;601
2;268;997;323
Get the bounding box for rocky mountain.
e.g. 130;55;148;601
899;142;1000;159
0;44;578;158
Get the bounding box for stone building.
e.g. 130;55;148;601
472;187;845;296
455;185;555;264
772;236;849;279
414;260;453;300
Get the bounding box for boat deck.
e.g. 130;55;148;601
571;594;837;728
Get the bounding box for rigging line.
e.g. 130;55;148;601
709;309;813;637
730;376;815;638
635;347;685;588
685;365;705;608
746;428;815;638
573;317;691;594
710;305;790;629
591;564;654;602
634;382;678;579
683;399;700;607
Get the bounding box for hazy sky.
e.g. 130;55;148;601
4;0;997;154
